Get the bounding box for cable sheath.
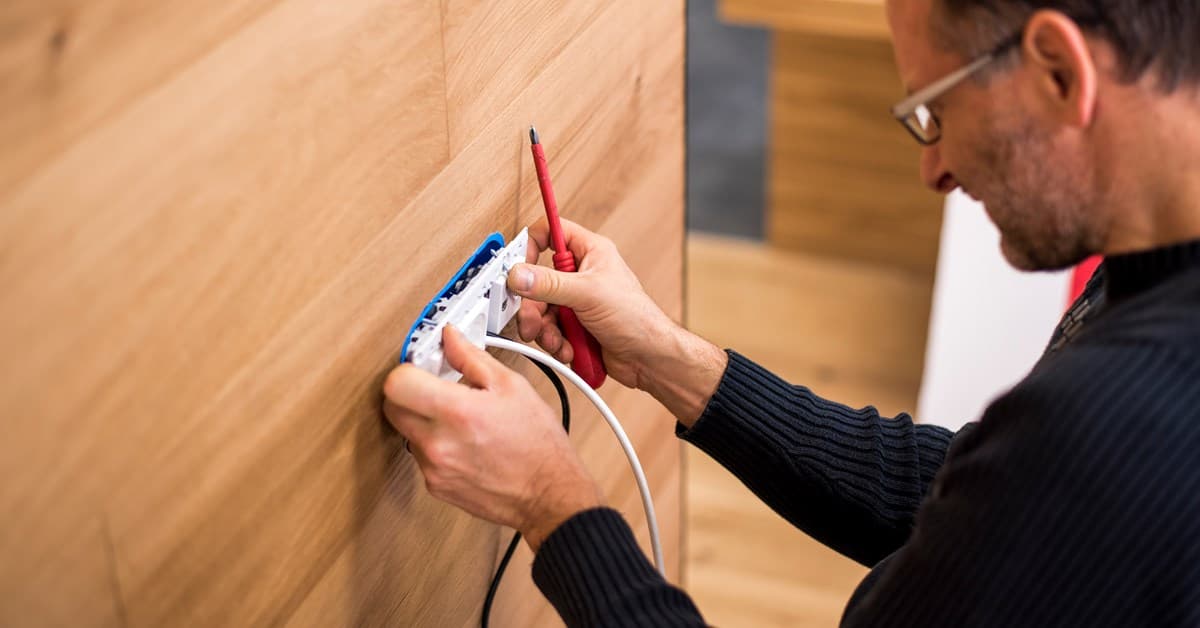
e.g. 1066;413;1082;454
483;336;665;575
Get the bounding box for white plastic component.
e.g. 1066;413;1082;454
408;229;529;381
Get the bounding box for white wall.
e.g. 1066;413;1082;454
917;191;1071;430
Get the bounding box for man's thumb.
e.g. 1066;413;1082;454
507;263;585;307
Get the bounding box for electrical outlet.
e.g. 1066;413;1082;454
400;228;528;381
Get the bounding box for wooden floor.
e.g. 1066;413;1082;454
683;233;935;627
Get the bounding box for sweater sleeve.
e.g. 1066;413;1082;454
677;350;958;566
531;508;706;627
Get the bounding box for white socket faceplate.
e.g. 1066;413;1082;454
407;229;528;381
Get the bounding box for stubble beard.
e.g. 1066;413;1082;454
974;118;1098;272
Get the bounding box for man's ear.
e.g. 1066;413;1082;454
1022;10;1098;127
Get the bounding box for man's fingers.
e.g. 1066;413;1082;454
537;322;565;357
526;217;551;260
442;325;503;388
383;362;467;419
516;299;548;342
384;401;433;440
521;301;575;362
536;310;575;364
525;217;547;263
556;339;574;365
383;399;426;424
526;217;596;260
507;263;592;309
517;301;576;363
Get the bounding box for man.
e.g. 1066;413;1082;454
383;0;1200;625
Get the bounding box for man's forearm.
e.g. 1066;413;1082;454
520;476;606;553
635;322;727;429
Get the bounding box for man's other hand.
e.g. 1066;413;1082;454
506;217;676;391
383;325;604;551
507;218;727;426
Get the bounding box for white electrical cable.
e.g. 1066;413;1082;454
482;335;666;576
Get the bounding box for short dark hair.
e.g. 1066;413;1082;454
931;1;1200;91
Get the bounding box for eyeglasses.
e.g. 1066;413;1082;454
891;33;1023;146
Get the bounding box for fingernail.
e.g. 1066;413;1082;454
513;267;534;292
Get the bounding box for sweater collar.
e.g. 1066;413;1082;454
1103;239;1200;302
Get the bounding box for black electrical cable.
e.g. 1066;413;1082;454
481;333;571;628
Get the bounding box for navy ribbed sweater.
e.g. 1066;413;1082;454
531;240;1200;627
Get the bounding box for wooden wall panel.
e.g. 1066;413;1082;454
0;0;283;194
441;1;607;156
767;33;944;275
721;0;889;40
718;1;944;276
0;1;684;626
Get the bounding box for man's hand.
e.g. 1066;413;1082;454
506;218;672;389
507;218;727;427
383;325;604;551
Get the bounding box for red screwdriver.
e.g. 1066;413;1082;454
529;125;607;388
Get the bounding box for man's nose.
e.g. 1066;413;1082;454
920;143;959;194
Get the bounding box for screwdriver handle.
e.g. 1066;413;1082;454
550;248;607;388
557;307;607;388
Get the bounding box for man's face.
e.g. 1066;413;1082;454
887;0;1099;271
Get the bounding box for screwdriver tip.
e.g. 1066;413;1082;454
529;125;539;144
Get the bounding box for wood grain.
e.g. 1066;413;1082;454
717;1;943;276
0;0;283;196
767;32;945;276
0;1;684;626
720;0;889;40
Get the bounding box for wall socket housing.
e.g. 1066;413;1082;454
400;229;528;381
